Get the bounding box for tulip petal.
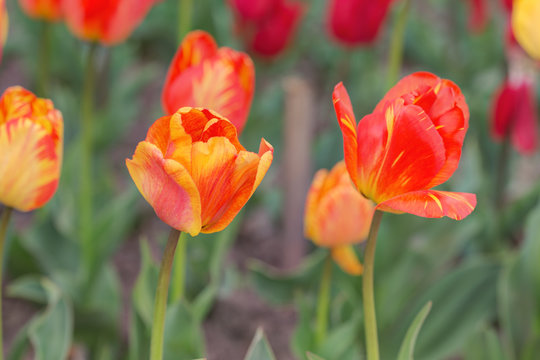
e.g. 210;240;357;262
0;118;60;211
512;0;540;60
126;141;201;235
362;103;446;202
377;190;477;220
191;137;259;233
511;82;538;153
304;168;328;242
253;138;274;192
333;82;360;187
331;245;363;276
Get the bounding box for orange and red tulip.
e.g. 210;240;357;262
162;31;255;134
126;107;273;236
19;0;62;21
327;0;394;46
512;0;540;60
62;0;160;45
305;161;374;275
0;0;7;63
333;72;476;220
0;86;63;212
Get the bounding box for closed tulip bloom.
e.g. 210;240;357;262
62;0;159;45
230;0;274;22
126;107;273;236
467;0;487;33
512;0;540;60
492;79;538;153
162;31;255;134
0;87;63;211
19;0;62;21
1;0;7;63
305;161;374;275
334;72;476;220
328;0;393;46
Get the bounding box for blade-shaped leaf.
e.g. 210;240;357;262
244;328;276;360
397;301;432;360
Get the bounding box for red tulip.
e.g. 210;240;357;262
1;0;7;63
333;72;476;220
126;107;273;236
305;161;374;275
162;31;255;134
467;0;487;33
229;0;304;58
19;0;62;21
327;0;394;46
62;0;160;45
492;78;538;153
0;87;63;211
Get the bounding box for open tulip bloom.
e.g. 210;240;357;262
126;107;273;360
333;71;476;360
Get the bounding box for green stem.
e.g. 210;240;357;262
386;0;411;90
150;229;181;360
363;210;383;360
178;0;193;43
38;21;52;96
0;207;13;360
80;43;98;291
170;231;189;303
315;254;332;347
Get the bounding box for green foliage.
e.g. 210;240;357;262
397;302;432;360
243;328;276;360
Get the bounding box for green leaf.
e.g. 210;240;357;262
133;237;159;327
306;352;326;360
163;302;205;360
463;327;506;360
27;279;73;360
243;328;276;360
397;301;432;360
318;314;361;359
8;276;48;304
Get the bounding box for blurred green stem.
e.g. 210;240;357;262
150;229;181;360
0;207;13;360
315;254;332;347
363;210;383;360
386;0;410;89
170;231;189;303
38;21;52;96
81;43;98;291
178;0;193;43
495;136;510;210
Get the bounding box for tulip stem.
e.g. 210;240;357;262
315;253;332;347
150;228;181;360
0;207;13;360
38;21;52;96
80;43;98;293
178;0;193;43
386;0;410;90
363;210;383;360
170;231;189;304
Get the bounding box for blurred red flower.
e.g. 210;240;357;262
492;78;538;153
0;87;63;212
19;0;62;21
333;72;476;220
162;30;255;134
229;0;304;58
327;0;394;46
0;0;7;63
466;0;487;33
62;0;160;45
126;107;273;236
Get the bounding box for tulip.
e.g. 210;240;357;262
229;0;304;58
305;161;374;275
19;0;62;21
491;79;538;154
162;30;255;134
467;0;487;33
126;107;273;236
327;0;394;46
62;0;160;45
512;0;540;60
0;0;7;63
0;86;63;212
333;71;476;220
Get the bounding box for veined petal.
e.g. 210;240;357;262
0;118;60;211
304;168;328;242
126;141;201;235
365;103;446;202
332;82;360;187
190;137;259;233
377;190;477;220
331;245;363;276
253;138;274;192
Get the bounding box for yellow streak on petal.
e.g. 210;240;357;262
391;150;405;168
427;192;443;212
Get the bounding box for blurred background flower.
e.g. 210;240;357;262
18;0;62;21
